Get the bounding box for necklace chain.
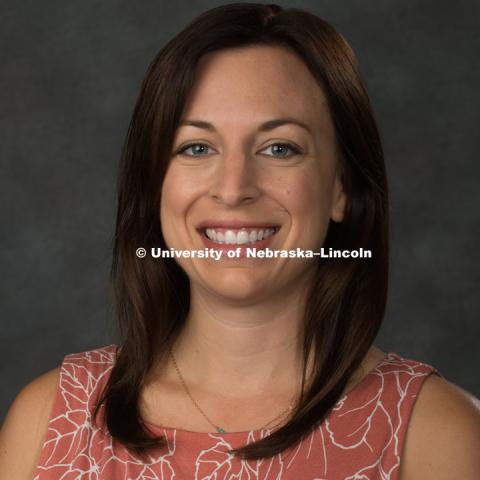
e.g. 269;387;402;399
167;342;295;434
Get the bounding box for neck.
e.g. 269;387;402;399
166;281;314;401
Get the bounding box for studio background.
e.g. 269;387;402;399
1;0;479;422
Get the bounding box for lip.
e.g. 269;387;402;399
199;230;278;256
197;225;279;257
196;219;280;230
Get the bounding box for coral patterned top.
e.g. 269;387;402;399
33;344;439;480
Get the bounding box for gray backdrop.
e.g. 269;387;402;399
1;0;479;422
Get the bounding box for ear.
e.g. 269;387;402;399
330;169;347;223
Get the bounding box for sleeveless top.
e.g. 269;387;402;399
32;344;439;480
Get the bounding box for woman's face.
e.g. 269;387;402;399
160;45;346;302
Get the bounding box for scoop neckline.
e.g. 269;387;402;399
141;351;396;437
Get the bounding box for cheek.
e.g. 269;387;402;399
160;166;201;221
267;168;335;249
160;167;203;248
269;169;333;218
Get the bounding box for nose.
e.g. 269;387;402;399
209;151;260;206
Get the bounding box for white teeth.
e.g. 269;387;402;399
206;228;216;241
236;231;249;244
225;230;237;244
204;228;277;244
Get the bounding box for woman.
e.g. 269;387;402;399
1;3;479;479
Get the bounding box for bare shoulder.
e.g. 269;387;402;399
0;367;61;480
399;373;480;480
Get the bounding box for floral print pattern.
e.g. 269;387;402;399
33;345;438;479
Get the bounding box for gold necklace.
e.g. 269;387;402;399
167;342;295;434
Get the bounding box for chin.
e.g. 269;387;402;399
196;268;272;303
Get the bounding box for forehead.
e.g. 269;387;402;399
181;45;330;127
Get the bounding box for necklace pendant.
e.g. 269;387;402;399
215;426;226;433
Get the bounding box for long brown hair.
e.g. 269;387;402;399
93;2;389;460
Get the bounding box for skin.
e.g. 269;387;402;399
1;45;479;479
158;45;347;405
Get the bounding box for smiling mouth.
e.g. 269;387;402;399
200;227;280;245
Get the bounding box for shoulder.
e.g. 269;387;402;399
399;373;480;479
0;344;118;479
0;367;61;480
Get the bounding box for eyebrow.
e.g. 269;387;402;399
178;118;312;134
